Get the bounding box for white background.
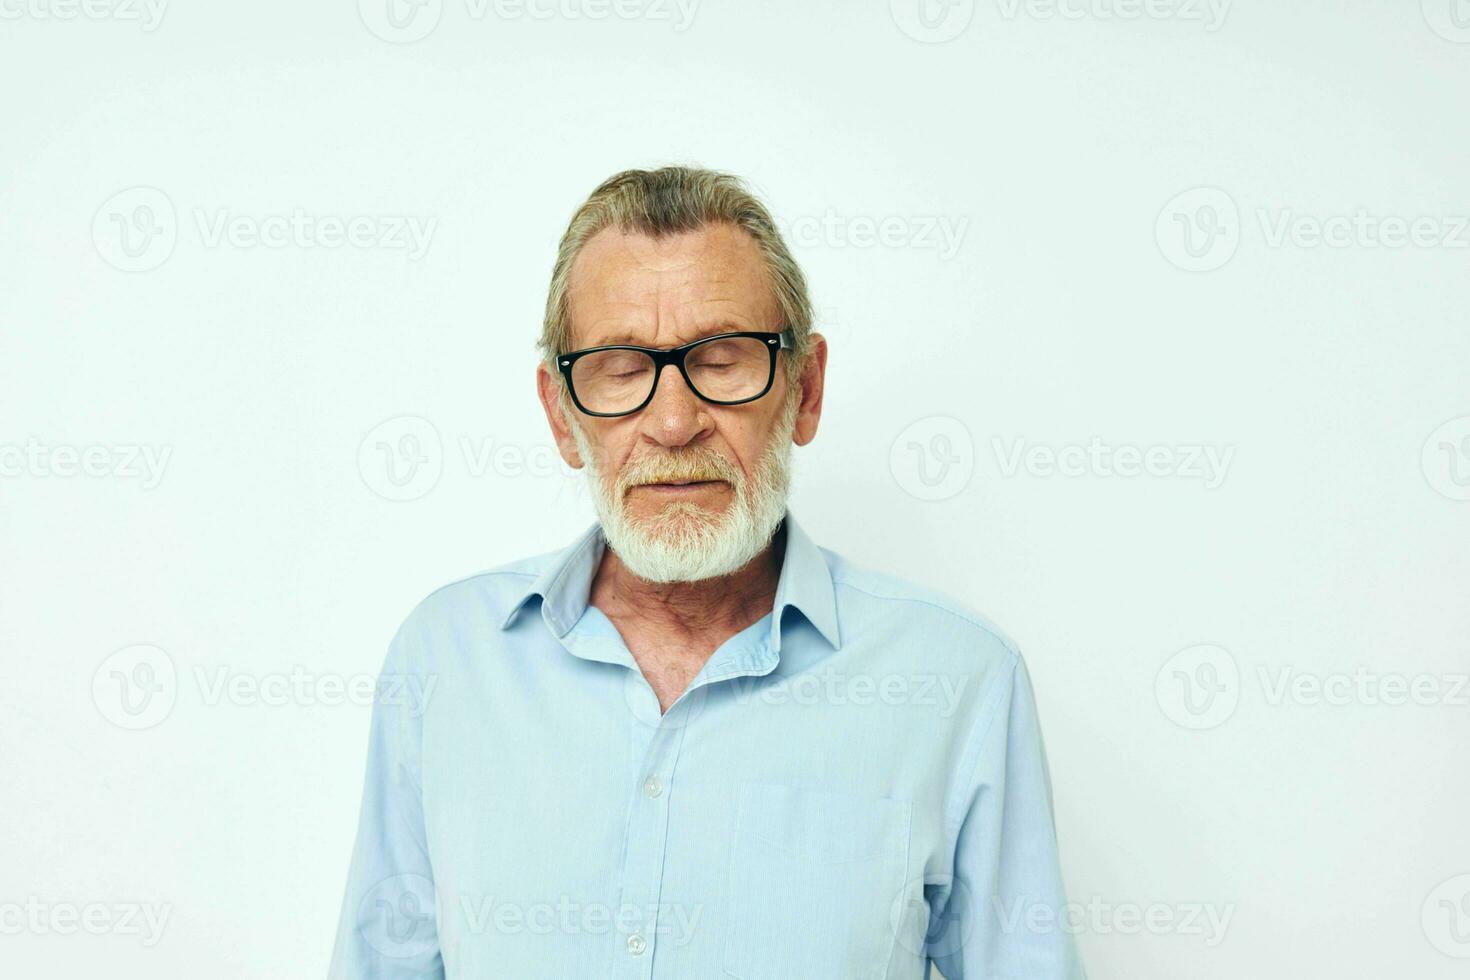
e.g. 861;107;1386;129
2;1;1469;977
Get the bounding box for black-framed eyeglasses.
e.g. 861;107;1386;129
556;329;795;418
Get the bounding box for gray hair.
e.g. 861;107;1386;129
539;166;814;385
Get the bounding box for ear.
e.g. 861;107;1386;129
537;361;585;469
791;332;828;447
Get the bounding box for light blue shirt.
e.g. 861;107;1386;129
329;512;1086;979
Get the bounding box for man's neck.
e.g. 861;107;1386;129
588;524;786;640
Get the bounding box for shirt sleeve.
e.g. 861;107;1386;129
927;652;1087;980
327;619;444;979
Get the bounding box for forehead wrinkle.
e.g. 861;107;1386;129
566;224;779;350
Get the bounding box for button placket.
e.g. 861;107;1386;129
605;622;765;976
610;710;691;979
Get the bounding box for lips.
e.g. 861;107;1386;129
635;479;726;492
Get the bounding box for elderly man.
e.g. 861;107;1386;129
330;167;1086;979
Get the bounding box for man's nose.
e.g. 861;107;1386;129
640;364;712;447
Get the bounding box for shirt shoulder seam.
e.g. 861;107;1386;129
406;568;541;617
433;565;537;591
829;575;1022;654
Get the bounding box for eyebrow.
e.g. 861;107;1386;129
580;324;753;350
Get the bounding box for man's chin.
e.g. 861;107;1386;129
623;499;726;533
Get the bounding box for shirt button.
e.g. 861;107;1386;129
642;775;663;798
626;932;647;956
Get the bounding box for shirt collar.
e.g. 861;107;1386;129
498;510;841;653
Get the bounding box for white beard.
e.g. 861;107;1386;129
568;394;799;584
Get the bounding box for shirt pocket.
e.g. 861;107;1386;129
722;781;913;980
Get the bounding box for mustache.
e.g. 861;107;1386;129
617;448;742;493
